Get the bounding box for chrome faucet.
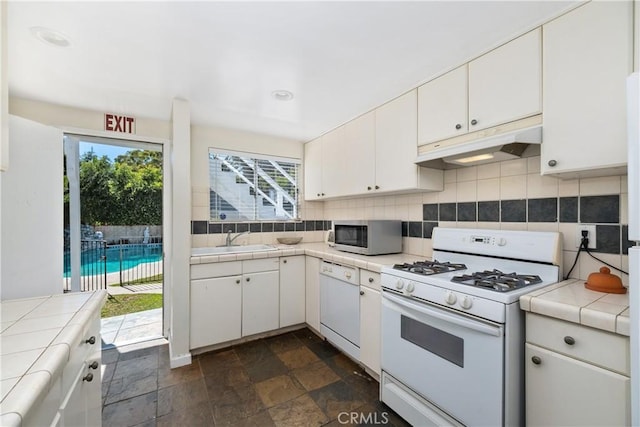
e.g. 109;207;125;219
226;230;249;246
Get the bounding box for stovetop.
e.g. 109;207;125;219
451;269;542;292
382;254;560;306
392;260;467;276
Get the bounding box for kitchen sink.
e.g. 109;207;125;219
191;244;278;256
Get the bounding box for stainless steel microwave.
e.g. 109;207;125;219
333;220;402;255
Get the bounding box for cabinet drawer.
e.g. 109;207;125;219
526;313;629;375
191;261;242;279
360;270;381;291
243;258;279;274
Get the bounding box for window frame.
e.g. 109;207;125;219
207;148;301;223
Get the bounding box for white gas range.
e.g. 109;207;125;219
380;227;562;427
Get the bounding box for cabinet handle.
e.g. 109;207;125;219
89;361;99;370
455;124;462;130
236;279;240;284
246;277;250;282
548;159;557;167
369;277;374;283
317;193;320;197
375;185;380;190
367;186;372;191
531;356;542;365
83;373;94;382
360;290;365;296
470;119;478;126
321;193;325;196
85;336;96;345
564;336;575;345
283;259;287;264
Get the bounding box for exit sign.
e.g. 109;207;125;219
104;113;135;134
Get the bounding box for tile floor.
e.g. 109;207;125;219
101;308;163;348
101;328;411;426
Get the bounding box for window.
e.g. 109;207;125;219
208;149;300;222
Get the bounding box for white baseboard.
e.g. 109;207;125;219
169;350;192;368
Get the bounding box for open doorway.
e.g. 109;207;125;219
64;134;164;348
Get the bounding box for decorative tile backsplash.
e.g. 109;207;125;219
192;156;631;282
415;194;628;254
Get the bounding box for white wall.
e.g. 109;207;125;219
169;99;191;368
1;116;63;300
1;1;8;171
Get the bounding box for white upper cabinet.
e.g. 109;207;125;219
304;90;442;200
343;111;376;195
468;28;541;131
376;90;424;193
541;1;632;177
418;29;541;146
321;125;347;198
418;65;468;144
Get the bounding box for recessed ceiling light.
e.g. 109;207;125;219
30;27;71;47
272;90;294;101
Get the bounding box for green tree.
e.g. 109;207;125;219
74;149;162;226
79;151;114;225
111;150;162;224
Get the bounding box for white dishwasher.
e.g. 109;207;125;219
320;261;360;360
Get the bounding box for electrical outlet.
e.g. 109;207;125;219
575;224;597;249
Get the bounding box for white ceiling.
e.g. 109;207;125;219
8;1;581;142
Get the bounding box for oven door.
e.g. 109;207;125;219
381;291;505;426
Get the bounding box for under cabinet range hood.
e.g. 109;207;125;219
416;125;542;168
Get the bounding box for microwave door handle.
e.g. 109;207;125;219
383;292;502;337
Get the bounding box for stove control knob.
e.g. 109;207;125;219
460;296;473;310
497;238;507;246
406;282;415;293
395;279;405;290
444;291;457;305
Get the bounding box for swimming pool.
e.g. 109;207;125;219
63;245;162;277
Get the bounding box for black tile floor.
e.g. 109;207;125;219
101;327;411;426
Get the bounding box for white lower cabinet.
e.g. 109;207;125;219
305;256;321;332
190;275;242;348
242;269;279;336
359;270;381;376
359;284;381;376
190;258;280;349
280;256;305;328
525;313;630;426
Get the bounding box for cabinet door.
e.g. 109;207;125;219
525;343;630;426
305;256;321;333
321;126;347;198
418;65;468;145
60;366;86;427
469;28;541;131
304;137;323;200
242;270;279;336
280;256;305;327
359;286;381;375
190;276;242;348
375;90;419;192
343;112;376;195
541;1;631;176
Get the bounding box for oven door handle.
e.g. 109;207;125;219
383;292;502;337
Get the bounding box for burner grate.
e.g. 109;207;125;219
451;269;542;292
392;260;467;276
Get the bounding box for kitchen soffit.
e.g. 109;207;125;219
7;1;581;142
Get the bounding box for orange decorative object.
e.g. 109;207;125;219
585;266;627;294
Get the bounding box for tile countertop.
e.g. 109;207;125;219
0;290;107;426
520;279;629;337
190;242;429;272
